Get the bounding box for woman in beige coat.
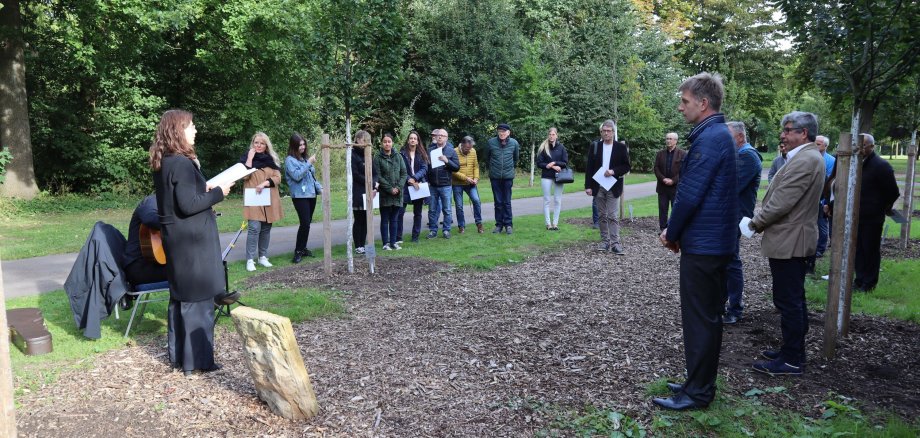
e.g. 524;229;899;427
241;132;284;271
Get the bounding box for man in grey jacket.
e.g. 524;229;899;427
485;123;520;234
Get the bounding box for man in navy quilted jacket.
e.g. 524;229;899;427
654;72;737;411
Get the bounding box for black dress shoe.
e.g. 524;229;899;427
292;250;304;264
653;393;708;411
304;249;314;257
201;363;222;373
667;382;683;393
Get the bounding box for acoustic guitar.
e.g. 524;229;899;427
139;224;167;265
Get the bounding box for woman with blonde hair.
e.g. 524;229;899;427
535;127;569;230
241;132;284;271
149;109;232;376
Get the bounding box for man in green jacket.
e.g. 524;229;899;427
485;123;520;234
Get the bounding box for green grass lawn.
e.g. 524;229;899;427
0;172;655;260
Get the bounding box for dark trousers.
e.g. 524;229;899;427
398;199;424;239
854;220;884;290
353;210;367;247
379;206;400;246
491;178;514;227
768;257;809;365
592;197;599;225
657;191;675;230
679;253;731;405
725;237;744;317
816;205;829;257
292;197;317;253
124;258;167;286
167;298;216;372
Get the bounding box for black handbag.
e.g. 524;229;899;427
555;168;574;184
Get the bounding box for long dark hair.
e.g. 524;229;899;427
288;133;308;160
149;109;194;171
402;130;429;164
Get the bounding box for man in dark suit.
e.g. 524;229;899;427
853;133;900;291
655;72;737;411
654;132;686;230
748;111;825;376
584;119;631;254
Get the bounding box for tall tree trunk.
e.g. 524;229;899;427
0;0;39;199
856;99;877;135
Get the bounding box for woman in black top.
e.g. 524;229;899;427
149;109;232;376
535;127;569;230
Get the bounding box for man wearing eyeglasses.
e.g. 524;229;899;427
585;119;630;254
426;128;460;239
747;111;825;377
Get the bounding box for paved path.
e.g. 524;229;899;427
3;181;661;298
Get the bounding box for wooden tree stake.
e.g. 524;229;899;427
321;134;333;277
901;134;917;249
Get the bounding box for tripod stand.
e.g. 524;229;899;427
214;221;247;325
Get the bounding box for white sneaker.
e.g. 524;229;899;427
246;259;256;272
356;246;366;254
382;244;392;251
393;243;402;250
258;256;273;267
396;240;403;245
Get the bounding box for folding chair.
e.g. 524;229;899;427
121;280;170;337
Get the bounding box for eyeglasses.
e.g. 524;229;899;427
431;134;445;138
601;129;613;133
782;127;803;133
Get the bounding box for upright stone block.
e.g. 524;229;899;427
231;306;319;419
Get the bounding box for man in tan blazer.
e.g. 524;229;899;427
747;111;825;376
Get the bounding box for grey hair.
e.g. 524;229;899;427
461;135;475;145
678;72;725;112
600;119;616;131
780;111;818;142
666;132;678;140
816;135;829;145
726;121;748;143
860;133;875;145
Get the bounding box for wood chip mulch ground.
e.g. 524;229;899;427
15;218;920;437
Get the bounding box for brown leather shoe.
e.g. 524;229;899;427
458;226;465;234
477;223;484;233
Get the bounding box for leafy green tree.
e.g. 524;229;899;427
0;0;39;198
499;41;564;178
777;0;920;134
404;0;525;143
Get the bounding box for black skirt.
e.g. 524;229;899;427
167;298;216;372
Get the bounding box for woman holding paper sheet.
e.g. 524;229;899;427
149;109;232;376
241;132;284;272
398;131;429;243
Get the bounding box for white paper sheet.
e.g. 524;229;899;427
739;217;755;238
592;167;618;191
207;163;256;188
244;188;271;206
409;182;431;200
429;147;445;168
362;193;380;209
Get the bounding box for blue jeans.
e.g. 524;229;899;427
452;185;482;228
379;206;400;246
816;204;829;257
428;185;453;232
725;237;744;318
491;178;514;227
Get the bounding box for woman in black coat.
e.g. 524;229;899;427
149;109;233;376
